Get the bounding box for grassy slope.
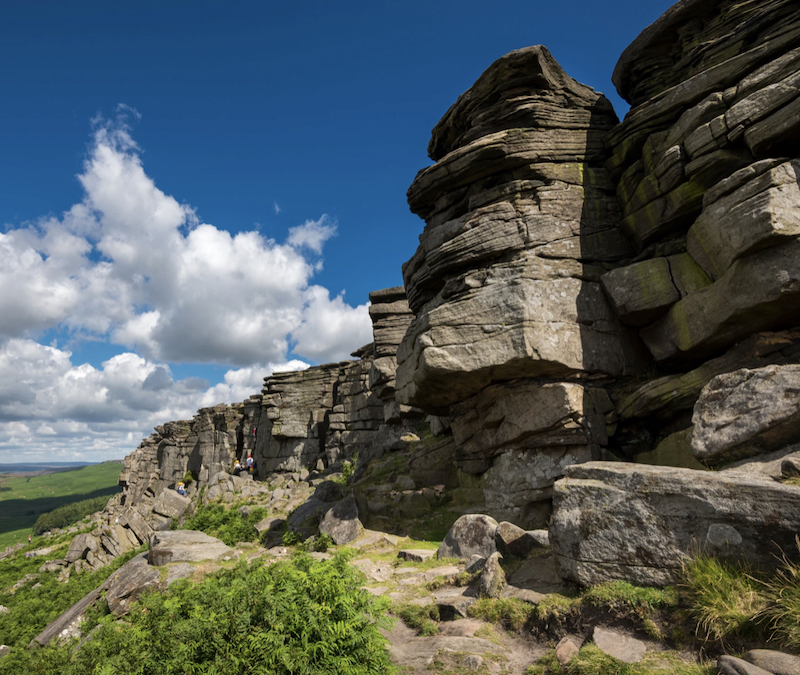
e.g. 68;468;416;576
0;462;122;549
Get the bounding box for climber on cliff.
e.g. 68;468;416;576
233;458;241;475
176;481;186;496
246;454;254;473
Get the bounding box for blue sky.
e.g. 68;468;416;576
0;0;675;462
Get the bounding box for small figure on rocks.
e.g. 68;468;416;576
233;459;241;475
246;455;254;473
176;481;186;496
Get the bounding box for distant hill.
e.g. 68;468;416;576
0;462;123;549
0;460;123;476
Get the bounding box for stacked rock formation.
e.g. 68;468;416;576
119;404;242;506
106;0;800;592
118;287;421;506
548;0;800;585
602;0;800;367
596;0;800;464
367;286;420;423
395;45;646;528
249;287;421;476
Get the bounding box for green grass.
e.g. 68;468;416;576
0;544;143;661
180;502;268;546
762;540;800;651
0;462;122;549
467;597;534;632
393;602;440;636
681;554;767;645
527;645;714;675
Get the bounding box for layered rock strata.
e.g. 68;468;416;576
602;0;800;368
395;45;646;526
119;404;242;507
367;286;422;423
252;288;422;476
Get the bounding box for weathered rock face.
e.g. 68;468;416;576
253;358;417;476
251;287;424;476
397;45;644;415
368;287;422;424
603;0;800;369
119;404;243;506
550;462;800;586
148;530;233;567
254;364;340;473
692;364;800;466
394;45;645;526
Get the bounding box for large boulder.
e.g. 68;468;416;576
65;533;98;564
148;530;233;567
550;462;800;586
152;489;191;520
318;494;362;545
692;364;800;465
104;552;161;615
438;514;499;560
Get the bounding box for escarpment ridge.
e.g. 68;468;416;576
73;0;800;593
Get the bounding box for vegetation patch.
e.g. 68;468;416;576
467;597;535;632
681;554;768;645
527;645;714;675
761;542;800;651
394;602;440;636
32;494;112;535
3;549;395;674
180;502;267;546
0;545;142;671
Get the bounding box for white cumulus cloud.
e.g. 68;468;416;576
0;111;375;462
291;286;372;364
287;216;337;255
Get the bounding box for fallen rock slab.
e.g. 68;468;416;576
149;530;233;567
104;552;161;615
718;655;774;675
592;626;647;664
433;587;478;620
398;549;435;563
692;364;800;466
550;462;800;586
152;490;191;519
318;494;361;545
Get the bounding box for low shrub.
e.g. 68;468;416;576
3;550;395;674
180;503;267;546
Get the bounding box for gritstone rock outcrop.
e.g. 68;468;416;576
95;0;800;589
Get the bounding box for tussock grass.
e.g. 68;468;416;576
394;602;440;636
761;536;800;651
467;597;534;632
534;581;676;636
680;554;767;644
527;645;714;675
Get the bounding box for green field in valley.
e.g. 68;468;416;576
0;462;122;550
